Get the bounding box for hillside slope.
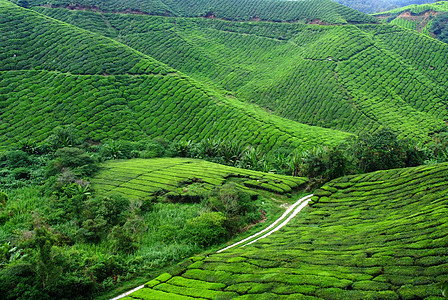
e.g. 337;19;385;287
374;1;448;40
0;0;351;149
32;7;448;142
127;163;448;299
17;0;378;24
335;0;434;14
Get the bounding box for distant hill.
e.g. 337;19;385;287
13;0;378;24
0;0;350;149
32;7;448;142
335;0;435;14
374;1;448;43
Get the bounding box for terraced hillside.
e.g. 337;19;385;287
32;7;448;141
92;158;309;200
19;0;378;24
335;0;434;14
125;163;448;299
0;0;351;149
374;1;448;38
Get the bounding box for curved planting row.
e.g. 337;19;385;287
364;25;448;91
36;9;448;141
24;0;377;24
389;17;417;30
0;69;350;148
0;1;170;75
1;1;352;149
126;163;448;299
92;158;309;199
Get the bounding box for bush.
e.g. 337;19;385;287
48;147;97;177
0;191;8;206
5;150;31;168
350;129;408;172
183;212;226;247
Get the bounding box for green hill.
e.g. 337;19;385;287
374;1;448;41
127;162;448;299
335;0;435;14
0;0;351;149
31;7;448;142
17;0;378;24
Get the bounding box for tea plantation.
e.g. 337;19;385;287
125;163;448;299
374;1;448;41
92;158;309;199
0;0;352;149
17;0;378;24
33;7;448;141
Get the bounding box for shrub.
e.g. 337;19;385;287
48;147;97;176
5;150;31;168
183;212;226;247
0;191;8;206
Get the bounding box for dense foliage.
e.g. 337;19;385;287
432;12;448;43
33;7;448;142
132;162;448;299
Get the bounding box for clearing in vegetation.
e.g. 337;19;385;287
123;162;448;299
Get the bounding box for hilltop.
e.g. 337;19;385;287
335;0;435;14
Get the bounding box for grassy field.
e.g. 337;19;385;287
125;162;448;299
92;158;309;199
32;7;448;142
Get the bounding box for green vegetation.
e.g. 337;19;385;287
2;0;448;298
32;7;448;142
335;0;434;14
374;1;448;42
0;0;352;150
92;158;308;199
130;162;448;299
390;17;417;30
0;132;309;299
18;0;378;24
374;1;448;15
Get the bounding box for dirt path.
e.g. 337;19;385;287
217;194;313;252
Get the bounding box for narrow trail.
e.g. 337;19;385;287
217;194;313;253
110;194;312;300
110;285;145;300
